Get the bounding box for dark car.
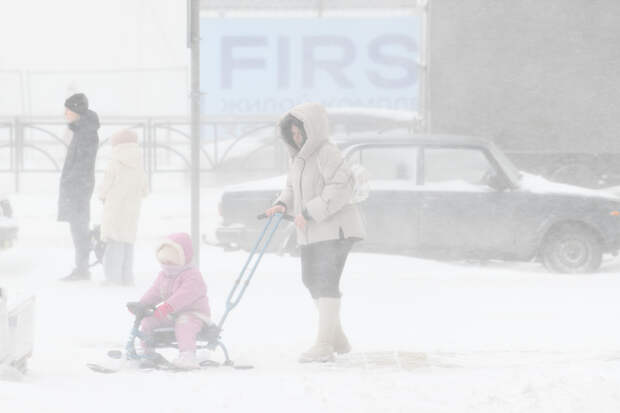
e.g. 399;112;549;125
0;196;18;249
214;135;620;273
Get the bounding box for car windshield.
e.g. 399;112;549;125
488;143;521;184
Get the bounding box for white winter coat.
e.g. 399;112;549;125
275;103;366;245
98;143;148;243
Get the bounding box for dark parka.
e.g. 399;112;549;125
58;110;100;222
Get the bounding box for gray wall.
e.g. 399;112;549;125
429;0;620;153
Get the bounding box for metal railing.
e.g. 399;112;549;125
0;116;288;192
0;112;421;192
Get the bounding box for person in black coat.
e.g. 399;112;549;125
58;93;100;281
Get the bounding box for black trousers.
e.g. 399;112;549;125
69;215;91;271
300;239;353;299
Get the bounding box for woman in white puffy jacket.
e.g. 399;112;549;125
265;103;366;363
98;129;148;286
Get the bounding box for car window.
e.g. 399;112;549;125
348;146;418;182
423;148;494;187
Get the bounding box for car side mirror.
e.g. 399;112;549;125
487;172;509;191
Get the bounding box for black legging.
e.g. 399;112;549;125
300;239;353;299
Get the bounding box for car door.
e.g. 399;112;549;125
417;146;518;257
346;144;421;253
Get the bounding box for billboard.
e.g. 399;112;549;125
200;17;420;115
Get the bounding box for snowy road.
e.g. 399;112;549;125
3;192;620;412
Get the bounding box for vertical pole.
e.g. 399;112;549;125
189;0;201;267
213;123;218;168
145;119;153;193
8;121;15;192
422;0;431;133
14;118;21;193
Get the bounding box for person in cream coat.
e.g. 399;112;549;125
98;129;148;286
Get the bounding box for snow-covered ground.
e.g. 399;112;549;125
4;189;620;412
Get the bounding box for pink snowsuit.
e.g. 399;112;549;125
139;233;211;353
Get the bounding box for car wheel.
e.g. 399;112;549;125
541;225;602;273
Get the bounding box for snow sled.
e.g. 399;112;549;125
88;213;291;373
0;288;36;375
86;305;229;373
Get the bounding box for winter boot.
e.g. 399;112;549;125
298;298;339;363
60;268;91;281
311;298;351;355
332;299;351;355
172;351;200;370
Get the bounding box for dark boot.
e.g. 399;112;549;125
60;268;91;281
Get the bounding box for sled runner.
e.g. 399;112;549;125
88;213;291;373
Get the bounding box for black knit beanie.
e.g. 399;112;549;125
64;93;89;115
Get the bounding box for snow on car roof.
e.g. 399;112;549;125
327;107;420;123
333;134;494;148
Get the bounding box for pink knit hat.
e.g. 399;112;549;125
109;129;138;146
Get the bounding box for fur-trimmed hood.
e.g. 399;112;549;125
156;233;194;265
278;102;330;160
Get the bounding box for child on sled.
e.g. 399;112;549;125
128;232;211;369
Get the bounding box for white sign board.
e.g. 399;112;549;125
200;17;420;115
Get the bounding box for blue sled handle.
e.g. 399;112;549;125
257;213;294;221
217;213;289;330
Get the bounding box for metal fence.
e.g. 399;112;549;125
0;116;289;192
0;112;420;192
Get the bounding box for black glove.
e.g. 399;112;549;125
126;301;148;317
